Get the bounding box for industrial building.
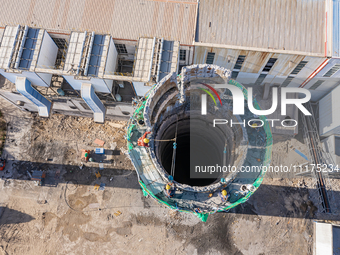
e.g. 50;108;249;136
194;0;340;102
314;222;340;254
319;85;340;163
0;0;339;125
0;0;193;122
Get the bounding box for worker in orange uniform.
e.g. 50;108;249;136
137;131;151;147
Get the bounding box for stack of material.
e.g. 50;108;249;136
95;148;105;154
31;171;45;181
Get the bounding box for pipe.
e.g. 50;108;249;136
148;37;156;82
84;31;95;76
76;31;87;75
14;25;29;69
299;59;329;88
156;38;164;82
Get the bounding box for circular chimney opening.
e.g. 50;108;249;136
156;117;232;187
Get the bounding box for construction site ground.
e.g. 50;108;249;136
0;99;340;255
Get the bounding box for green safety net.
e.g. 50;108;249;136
126;85;156;151
127;100;147;151
127;79;273;222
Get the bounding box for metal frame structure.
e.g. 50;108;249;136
301;101;337;214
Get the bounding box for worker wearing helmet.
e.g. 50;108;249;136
219;189;229;202
164;182;175;198
250;122;261;133
138;131;151;147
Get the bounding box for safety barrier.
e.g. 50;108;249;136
126;79;273;222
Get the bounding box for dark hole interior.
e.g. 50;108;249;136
157;118;226;186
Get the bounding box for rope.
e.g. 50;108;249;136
223;142;227;166
152;138;176;142
170;117;178;178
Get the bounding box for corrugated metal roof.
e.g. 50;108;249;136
333;0;340;57
19;28;39;70
133;37;155;81
0;0;198;45
64;32;87;73
0;26;19;69
196;0;326;55
0;29;4;45
159;40;180;81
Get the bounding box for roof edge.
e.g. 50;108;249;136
194;42;328;57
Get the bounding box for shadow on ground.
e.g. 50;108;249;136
1;159;340;220
1;159;140;190
229;183;340;220
0;207;35;225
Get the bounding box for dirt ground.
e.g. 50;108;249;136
0;111;5;155
0;99;340;255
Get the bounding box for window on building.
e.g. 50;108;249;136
179;49;186;61
309;80;324;90
115;44;128;54
206;52;215;64
323;64;340;77
281;76;294;87
231;71;239;79
52;38;68;49
290;61;308;75
335;137;340;156
51;37;69;69
234;55;246;70
262;58;277;72
80;102;91;110
178;64;187;74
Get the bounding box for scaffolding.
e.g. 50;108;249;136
126;77;273;222
300;101;336;214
